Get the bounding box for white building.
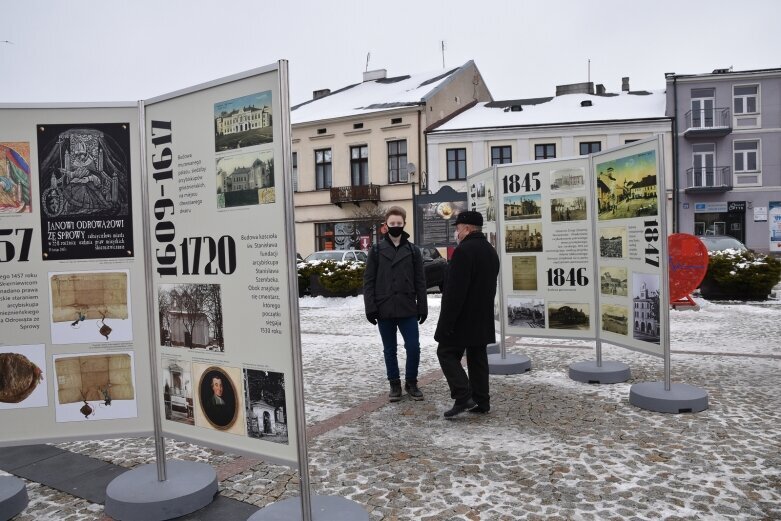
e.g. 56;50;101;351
216;105;272;136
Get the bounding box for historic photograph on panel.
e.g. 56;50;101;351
512;256;538;291
37;124;133;260
49;270;132;344
216;149;275;209
504;194;542;221
53;352;137;422
505;222;543;253
163;358;194;426
214;91;273;152
632;272;661;344
158;283;224;352
600;266;628;296
547;303;590;331
601;304;629;336
0;142;32;214
507;297;545;328
193;364;245;434
599;226;627;258
243;369;289;445
550;167;585;192
596;150;658;221
0;344;47;410
551;196;587;222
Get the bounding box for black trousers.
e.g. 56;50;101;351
437;343;489;407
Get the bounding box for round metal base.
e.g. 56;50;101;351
569;360;631;384
488;353;531;375
0;476;27;521
486;342;500;355
629;382;709;414
104;461;217;521
248;495;368;521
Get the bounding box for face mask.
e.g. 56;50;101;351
387;226;404;238
454;229;461;245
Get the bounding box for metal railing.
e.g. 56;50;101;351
683;107;731;130
684;166;732;191
330;183;381;205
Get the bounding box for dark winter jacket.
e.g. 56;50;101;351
363;233;427;319
434;231;499;347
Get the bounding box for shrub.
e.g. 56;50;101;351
700;249;781;301
297;259;365;296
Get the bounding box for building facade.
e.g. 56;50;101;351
291;62;492;256
666;68;781;252
426;80;674;227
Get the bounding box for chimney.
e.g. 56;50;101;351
622;77;630;92
596;84;606;95
312;89;331;100
363;69;387;82
556;82;594;96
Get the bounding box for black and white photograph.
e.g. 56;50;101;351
163;358;194;426
512;255;537;291
600;266;628;296
243;369;289;445
507;297;545;328
216;149;275;209
505;222;543;253
551;196;587;222
547;303;590;331
601;304;629;336
632;273;661;344
214;91;273;152
194;364;244;433
599;226;627;259
37;123;133;260
158;283;224;351
596;150;658;221
550;167;586;191
504;194;541;220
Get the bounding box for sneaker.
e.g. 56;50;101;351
388;379;402;402
404;381;424;401
468;403;490;414
444;398;477;419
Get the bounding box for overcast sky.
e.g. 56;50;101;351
1;0;779;106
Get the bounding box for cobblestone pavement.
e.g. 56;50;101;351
5;297;781;520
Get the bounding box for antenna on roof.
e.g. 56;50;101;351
441;41;446;69
365;52;371;72
588;58;591;84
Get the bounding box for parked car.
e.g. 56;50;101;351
698;235;748;253
420;247;447;291
304;250;368;263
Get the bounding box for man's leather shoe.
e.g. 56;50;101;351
444;398;477;419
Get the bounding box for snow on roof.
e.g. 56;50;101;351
291;66;464;124
432;90;667;132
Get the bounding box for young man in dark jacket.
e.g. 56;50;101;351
435;210;500;418
364;206;428;402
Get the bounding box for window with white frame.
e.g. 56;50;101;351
691;143;715;187
733;139;761;186
387;140;408;183
690;88;715;128
733;85;759;115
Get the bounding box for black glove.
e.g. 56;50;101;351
366;312;378;325
418;314;427;325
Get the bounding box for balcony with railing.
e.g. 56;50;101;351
684;166;732;193
683;108;731;138
330;183;381;207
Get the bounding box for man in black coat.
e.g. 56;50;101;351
364;206;428;402
435;210;500;418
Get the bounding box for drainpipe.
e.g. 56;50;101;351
671;75;679;232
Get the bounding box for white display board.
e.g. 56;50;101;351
0;104;154;443
143;64;300;465
471;138;667;358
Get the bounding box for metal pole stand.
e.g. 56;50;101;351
248;495;369;520
0;476;27;521
629;382;708;413
487;343;531;375
569;360;631;384
104;461;217;521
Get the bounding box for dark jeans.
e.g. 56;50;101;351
377;316;420;381
436;343;489;407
